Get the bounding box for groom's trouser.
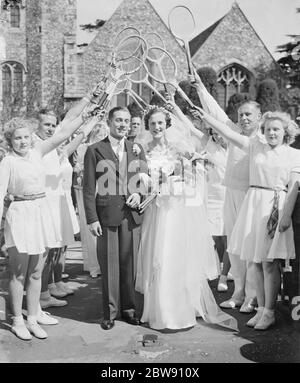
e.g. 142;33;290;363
224;187;256;303
97;216;139;320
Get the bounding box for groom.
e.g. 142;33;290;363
83;106;147;330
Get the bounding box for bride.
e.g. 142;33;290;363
135;101;237;331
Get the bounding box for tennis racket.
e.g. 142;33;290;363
146;46;199;110
93;35;148;108
168;6;196;83
113;77;148;110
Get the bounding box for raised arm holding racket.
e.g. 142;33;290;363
168;5;197;83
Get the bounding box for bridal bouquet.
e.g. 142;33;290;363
73;161;84;187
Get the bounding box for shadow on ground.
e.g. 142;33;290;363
210;279;300;363
1;254;300;363
48;263;300;363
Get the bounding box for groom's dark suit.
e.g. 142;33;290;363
83;136;147;321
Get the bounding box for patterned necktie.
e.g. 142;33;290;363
266;190;279;239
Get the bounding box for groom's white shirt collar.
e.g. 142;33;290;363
109;135;125;160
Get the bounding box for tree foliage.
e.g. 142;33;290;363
254;62;287;90
277;39;300;88
149;90;168;107
174;67;218;114
276;9;300;87
279;87;300;120
197;67;219;100
127;101;143;117
174;82;200;114
256;79;281;113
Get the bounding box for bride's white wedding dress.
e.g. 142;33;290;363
136;143;237;330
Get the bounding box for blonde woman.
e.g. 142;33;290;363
199;109;300;330
0;108;97;340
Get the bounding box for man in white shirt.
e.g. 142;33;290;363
35;110;68;319
193;72;260;313
127;115;142;143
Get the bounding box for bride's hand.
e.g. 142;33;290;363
126;193;141;209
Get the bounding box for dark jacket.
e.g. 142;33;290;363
83;136;148;227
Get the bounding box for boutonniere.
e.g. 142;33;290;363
132;143;141;156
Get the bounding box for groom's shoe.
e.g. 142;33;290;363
122;316;140;326
101;319;115;330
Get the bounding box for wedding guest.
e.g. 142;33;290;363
73;120;109;278
203;130;232;292
0;144;8;258
283;122;300;299
192;70;257;313
200;109;300;330
35;109;72;309
127;115;142;143
47;116;101;293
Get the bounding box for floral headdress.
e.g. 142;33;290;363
143;105;172;130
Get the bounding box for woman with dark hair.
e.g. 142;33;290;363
136;103;237;331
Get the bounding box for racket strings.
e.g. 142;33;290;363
168;6;196;39
113;26;140;47
144;32;166;50
111;73;148;109
147;47;177;85
96;24;197;110
115;37;145;62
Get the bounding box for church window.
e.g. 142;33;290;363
2;62;24;104
2;64;12;99
10;4;20;28
217;64;250;109
13;64;23;97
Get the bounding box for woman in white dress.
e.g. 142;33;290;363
136;103;237;331
200;109;300;330
0;111;95;340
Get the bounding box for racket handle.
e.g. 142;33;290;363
188;73;196;84
89;76;109;104
90;93;107;106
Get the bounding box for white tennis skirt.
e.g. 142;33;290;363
5;198;62;254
